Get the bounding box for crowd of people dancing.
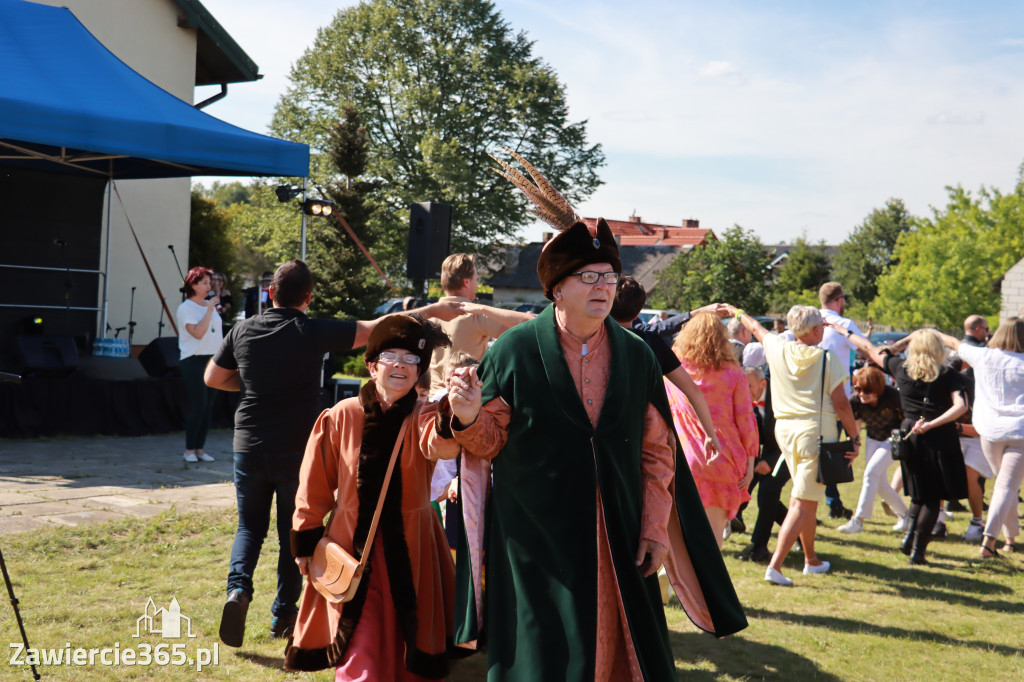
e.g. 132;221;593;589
185;152;1020;681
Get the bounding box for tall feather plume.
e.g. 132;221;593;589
490;147;580;232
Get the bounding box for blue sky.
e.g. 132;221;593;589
198;0;1024;245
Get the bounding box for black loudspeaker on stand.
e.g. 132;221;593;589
138;337;181;377
407;202;452;280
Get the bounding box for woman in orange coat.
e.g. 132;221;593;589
285;314;459;680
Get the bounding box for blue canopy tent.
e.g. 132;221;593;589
0;0;309;340
0;0;308;179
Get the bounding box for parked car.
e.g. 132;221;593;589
374;298;406;317
513;302;549;314
869;331;909;346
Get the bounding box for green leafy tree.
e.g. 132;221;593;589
830;198;913;307
651;225;772;314
871;177;1024;329
307;108;393;320
188;191;235;277
769;235;831;311
270;0;604;268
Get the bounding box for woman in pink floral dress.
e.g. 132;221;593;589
666;313;758;546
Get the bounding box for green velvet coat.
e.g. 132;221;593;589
454;307;746;681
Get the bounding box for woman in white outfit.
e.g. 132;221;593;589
838;366;909;534
937;319;1024;558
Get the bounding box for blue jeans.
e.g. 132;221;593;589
825;483;844;510
227;452;303;619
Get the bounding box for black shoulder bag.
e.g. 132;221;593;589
816;350;855;485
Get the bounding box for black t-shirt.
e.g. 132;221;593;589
629;327;682;375
213;307;356;454
882;351;964;423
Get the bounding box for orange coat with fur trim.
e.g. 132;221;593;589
285;391;459;676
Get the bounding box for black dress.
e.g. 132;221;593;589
882;351;967;502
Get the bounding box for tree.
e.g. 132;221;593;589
651;225;772;314
307;108;393;320
188;191;235;277
830;198;913;307
270;0;604;270
871;178;1024;330
769;235;831;311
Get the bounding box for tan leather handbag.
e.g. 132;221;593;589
309;418;408;603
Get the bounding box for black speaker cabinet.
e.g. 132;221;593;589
16;335;78;376
407;202;452;279
138;337;181;377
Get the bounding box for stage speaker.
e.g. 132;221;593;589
407;202;452;280
16;335;78;376
138;337;181;377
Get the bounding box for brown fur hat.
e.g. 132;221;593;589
537;218;621;300
364;313;450;373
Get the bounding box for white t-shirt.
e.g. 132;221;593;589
818;308;864;396
176;299;223;359
957;343;1024;441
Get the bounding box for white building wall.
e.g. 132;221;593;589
1001;257;1024;321
33;0;197;346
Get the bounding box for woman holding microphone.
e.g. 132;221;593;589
177;266;222;463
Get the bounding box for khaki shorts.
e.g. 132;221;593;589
775;417;839;502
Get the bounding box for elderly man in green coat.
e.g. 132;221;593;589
442;152;746;681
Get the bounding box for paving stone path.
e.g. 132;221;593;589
0;431;237;536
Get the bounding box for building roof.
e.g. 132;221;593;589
173;0;260;85
583;216;712;247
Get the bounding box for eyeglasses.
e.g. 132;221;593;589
570;271;620;285
377;351;421;365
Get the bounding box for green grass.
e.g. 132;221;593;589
0;469;1021;680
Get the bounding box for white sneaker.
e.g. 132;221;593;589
963;521;985;543
722;525;732;542
183;452;199;463
803;560;831;575
764;566;793;586
893;516;909;532
198;453;215;462
838;518;864;534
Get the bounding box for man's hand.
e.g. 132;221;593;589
635;538;668;577
295;556;310;577
693;303;729;319
449;366;483;428
446;477;459;503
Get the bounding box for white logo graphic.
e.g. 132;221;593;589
134;597;196;639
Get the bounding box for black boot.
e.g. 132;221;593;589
909;530;930;565
219;588;251;647
900;514;919;556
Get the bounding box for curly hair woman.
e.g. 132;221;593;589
665;312;758;548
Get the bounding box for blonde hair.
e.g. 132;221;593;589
904;329;946;382
672;312;737;370
989;317;1024;352
440;254;476;292
444;351;479;377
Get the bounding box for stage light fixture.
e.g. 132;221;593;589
275;184;302;203
301;198;336;216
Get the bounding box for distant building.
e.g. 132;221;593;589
1001;256;1024;320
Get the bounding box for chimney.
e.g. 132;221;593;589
682;219;699;228
504;245;521;271
628;216;642;223
542;232;554;243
